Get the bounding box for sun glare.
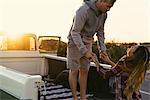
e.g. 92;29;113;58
5;32;23;40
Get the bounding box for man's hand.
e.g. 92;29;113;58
99;51;115;67
99;51;110;62
84;51;94;60
84;51;101;71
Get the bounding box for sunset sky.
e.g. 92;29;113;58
0;0;149;43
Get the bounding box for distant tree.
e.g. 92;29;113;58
57;40;138;64
106;42;137;63
106;43;126;63
57;41;67;57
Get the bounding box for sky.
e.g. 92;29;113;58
0;0;149;43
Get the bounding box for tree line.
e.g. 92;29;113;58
57;41;138;63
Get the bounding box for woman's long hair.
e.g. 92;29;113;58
123;46;149;98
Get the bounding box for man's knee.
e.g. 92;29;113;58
79;67;89;74
69;69;79;76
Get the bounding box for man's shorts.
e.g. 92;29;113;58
67;41;92;70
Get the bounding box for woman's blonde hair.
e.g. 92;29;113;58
123;46;149;98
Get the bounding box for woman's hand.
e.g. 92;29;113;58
84;51;101;71
100;51;115;67
99;51;110;62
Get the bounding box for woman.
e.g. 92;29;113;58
98;46;149;100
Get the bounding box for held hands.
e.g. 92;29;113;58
99;51;115;67
84;51;101;71
99;51;110;62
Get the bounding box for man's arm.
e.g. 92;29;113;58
70;7;89;56
96;32;115;67
97;32;107;52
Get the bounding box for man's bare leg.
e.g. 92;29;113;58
79;68;89;100
69;69;78;100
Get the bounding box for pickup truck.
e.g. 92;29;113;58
0;33;150;100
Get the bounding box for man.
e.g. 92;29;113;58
67;0;116;100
